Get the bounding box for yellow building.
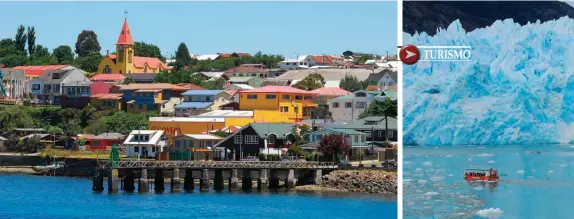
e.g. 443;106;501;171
97;18;172;74
90;93;123;110
238;86;318;121
120;83;188;114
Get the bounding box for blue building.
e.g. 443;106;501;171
175;90;230;116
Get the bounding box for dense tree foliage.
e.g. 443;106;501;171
72;51;102;72
0;105;154;136
75;30;101;57
339;74;364;92
14;25;27;55
52;45;75;64
135;41;165;61
292;73;325;91
359;98;397;119
26;26;36;58
318;133;350;163
0;26;70;67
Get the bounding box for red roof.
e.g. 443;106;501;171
225;66;269;73
12;65;69;77
90;81;113;96
116;18;134;45
107;54;172;70
218;52;252;59
382;84;398;92
224;89;239;96
312;87;351;96
309;56;334;65
91;93;123;100
239;86;316;95
90;74;126;81
365;85;378;91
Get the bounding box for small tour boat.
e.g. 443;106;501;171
32;161;65;173
464;168;499;181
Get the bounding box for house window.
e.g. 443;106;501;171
52;73;60;79
268;134;276;144
176;140;180;147
295;95;303;100
282;94;290;100
362;135;366;142
152;147;156;152
104;65;112;73
356;102;367;108
354;135;358;143
332;102;339;108
345;102;352;108
234;135;242;144
378;131;382;137
388;131;394;138
280;106;289;112
364;131;371;137
32;84;40;90
245;135;258;144
266;94;276;99
355;92;366;97
247;94;257;99
134;146;139;152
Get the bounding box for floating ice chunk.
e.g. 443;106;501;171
422;161;433;166
445;155;453;157
473;187;484;191
560;164;568;167
476;153;494;157
476;208;503;218
517;170;525;174
431;176;444;182
448;174;454;177
488;160;495;163
424;192;439;196
417;180;428;184
468;158;472;161
548;170;554;174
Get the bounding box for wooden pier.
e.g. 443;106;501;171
92;160;338;193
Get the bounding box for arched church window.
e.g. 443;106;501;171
118;45;124;62
104;65;112;74
128;50;133;63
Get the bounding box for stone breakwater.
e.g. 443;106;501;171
318;170;397;194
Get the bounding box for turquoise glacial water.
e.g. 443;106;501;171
0;174;396;219
404;145;574;218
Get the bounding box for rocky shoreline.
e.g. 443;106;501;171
0;166;35;174
297;170;397;194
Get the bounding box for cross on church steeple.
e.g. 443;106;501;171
124;10;128;19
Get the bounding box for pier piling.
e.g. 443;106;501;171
171;169;181;192
242;169;252;190
214;169;224;191
139;169;149;192
200;169;210;191
258;169;268;191
313;169;323;185
184;169;194;191
154;169;165;192
269;171;279;189
123;169;136;192
92;173;104;191
229;169;239;191
108;169;120;192
286;169;296;189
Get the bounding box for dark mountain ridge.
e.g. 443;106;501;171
404;1;574;35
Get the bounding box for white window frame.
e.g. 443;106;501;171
268;134;276;144
356;101;367;109
364;131;371;137
345;102;352;108
387;131;393;138
234;135;242;144
245;135;259;144
332;102;339;108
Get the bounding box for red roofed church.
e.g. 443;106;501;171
97;18;171;74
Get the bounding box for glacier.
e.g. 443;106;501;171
403;17;574;146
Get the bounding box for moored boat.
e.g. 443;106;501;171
464;168;499;181
32;161;65;173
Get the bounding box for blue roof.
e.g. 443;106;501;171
182;90;223;96
175;102;214;109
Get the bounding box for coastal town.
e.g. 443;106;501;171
0;17;398;194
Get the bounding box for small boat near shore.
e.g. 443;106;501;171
32;161;65;173
464;168;499;181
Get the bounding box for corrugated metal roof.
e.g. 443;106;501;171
197;110;253;117
182;90;223;96
174;102;213;109
149;117;225;122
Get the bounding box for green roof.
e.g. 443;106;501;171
328;128;366;135
249;123;293;139
228;77;254;82
340;117;398;130
332;90;377;100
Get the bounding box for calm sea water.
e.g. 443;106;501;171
0;174;396;219
404;145;574;218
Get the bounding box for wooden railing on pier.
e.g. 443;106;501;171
97;160;338;170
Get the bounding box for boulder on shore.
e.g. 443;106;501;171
318;170;397;194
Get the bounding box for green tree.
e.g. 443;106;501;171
52;45;75;64
292;73;324;91
339;74;363;92
287;124;311;146
202;78;226;90
175;42;192;66
46;125;63;148
122;77;135;85
26;26;36;58
0;38;23;57
73;51;102;72
190;73;208;86
0;55;28;67
14;25;27;55
75;30;101;57
134;41;165;61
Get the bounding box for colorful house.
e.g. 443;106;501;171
81;133;125;150
214;123;294;160
120;83;187;114
97;18;171;74
28;67;90;106
90;93;123;110
238;86;318;122
61;79;92;109
327;90;378;121
173;134;224;161
311;87;351;119
175;90;232;116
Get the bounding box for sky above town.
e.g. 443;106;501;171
0;1;397;59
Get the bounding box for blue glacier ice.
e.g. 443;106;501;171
403;17;574;146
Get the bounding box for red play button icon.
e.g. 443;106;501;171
399;44;420;65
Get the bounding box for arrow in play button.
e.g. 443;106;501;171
400;44;420;65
